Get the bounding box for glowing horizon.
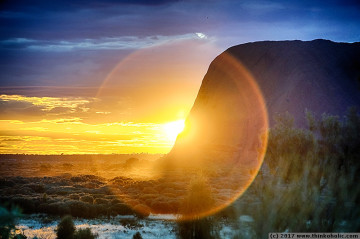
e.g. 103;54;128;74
0;94;189;154
0;40;220;155
0;103;184;154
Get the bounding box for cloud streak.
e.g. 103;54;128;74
1;33;211;52
0;94;91;111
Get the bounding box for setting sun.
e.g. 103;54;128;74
162;119;185;142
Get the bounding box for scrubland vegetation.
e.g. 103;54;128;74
223;108;360;237
0;109;359;238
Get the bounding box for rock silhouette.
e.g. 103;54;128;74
228;39;360;125
169;39;360;166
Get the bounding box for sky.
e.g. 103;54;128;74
0;0;360;154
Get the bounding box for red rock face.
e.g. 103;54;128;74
227;40;360;126
161;40;360;219
169;39;360;169
169;51;268;168
156;50;269;219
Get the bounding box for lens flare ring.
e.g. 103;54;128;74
101;48;268;221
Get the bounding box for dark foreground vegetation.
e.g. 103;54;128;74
56;215;97;239
223;108;360;237
0;174;134;218
174;108;360;238
0;108;359;238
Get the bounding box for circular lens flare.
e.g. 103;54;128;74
102;46;268;221
165;52;269;220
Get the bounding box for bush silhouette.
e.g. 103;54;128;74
177;175;218;239
56;215;75;239
234;108;360;237
180;175;214;218
74;228;97;239
132;231;143;239
56;215;97;239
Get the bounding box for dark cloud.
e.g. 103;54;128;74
0;138;25;142
0;86;98;97
0;98;37;110
0;0;181;13
0;47;127;88
0;99;45;119
0;0;218;41
47;106;72;114
0;95;96;121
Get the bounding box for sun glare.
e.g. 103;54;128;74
163;119;185;142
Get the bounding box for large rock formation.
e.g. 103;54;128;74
154;40;360;219
168;39;360;166
228;39;360;125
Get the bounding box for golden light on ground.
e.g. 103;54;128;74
162;119;185;143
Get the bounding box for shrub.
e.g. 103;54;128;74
41;202;70;216
39;163;52;173
124;157;139;169
79;195;93;204
9;197;35;214
132;232;143;239
266;112;316;181
178;217;218;239
238;109;360;236
60;173;72;179
150;199;174;213
67;201;89;218
82;182;98;189
133;204;150;218
18;186;34;195
142;187;158;194
69;194;80;200
110;198;121;205
48;187;73;196
0;179;15;188
92;204;108;216
177;175;219;239
62;163;74;170
180;175;214;218
42;193;48;202
93;198;108;205
56;215;75;239
27;183;45;193
74;228;98;239
119;218;142;229
14;234;26;239
109;203;133;215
